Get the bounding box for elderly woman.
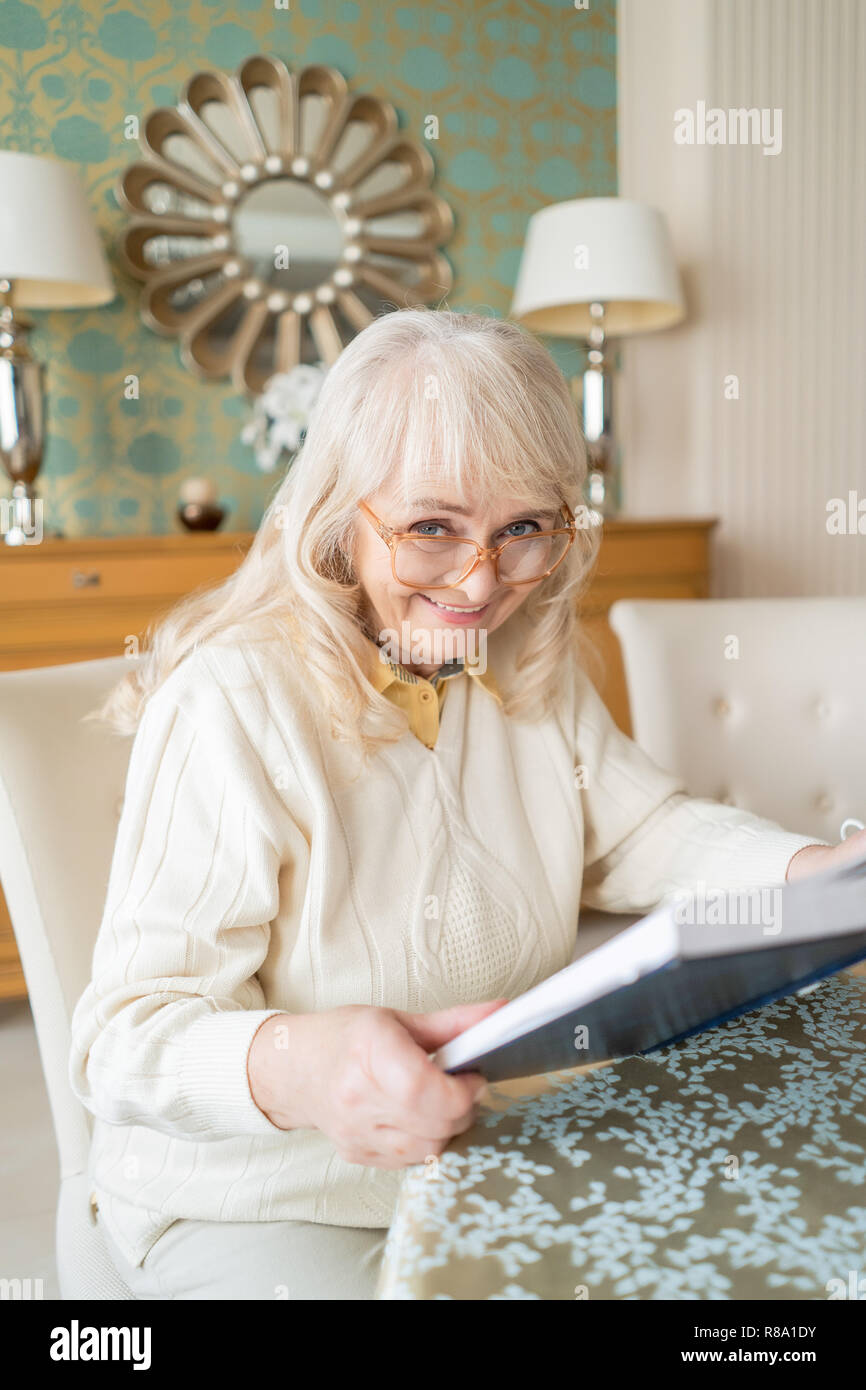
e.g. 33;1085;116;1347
69;308;856;1301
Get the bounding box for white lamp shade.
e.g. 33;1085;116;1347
510;197;685;337
0;149;115;309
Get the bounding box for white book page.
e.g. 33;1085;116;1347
435;903;679;1072
435;862;866;1073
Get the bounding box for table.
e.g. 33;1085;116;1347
376;969;866;1300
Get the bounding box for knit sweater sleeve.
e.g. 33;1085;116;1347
573;662;828;914
68;653;288;1142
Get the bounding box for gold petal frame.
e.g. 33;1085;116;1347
117;55;455;395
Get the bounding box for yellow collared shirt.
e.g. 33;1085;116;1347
365;638;501;749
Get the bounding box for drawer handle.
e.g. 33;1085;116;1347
71;570;102;589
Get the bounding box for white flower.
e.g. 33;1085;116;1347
241;362;328;473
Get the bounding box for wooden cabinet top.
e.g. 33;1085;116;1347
0;516;719;564
0;531;255;562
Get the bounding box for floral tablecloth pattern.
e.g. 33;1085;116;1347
376;970;866;1300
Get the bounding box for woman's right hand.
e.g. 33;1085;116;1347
247;1000;507;1168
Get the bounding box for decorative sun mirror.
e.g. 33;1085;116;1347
118;56;455;396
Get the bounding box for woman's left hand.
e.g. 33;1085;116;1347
786;826;866;881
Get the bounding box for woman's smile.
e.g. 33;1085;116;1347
418;593;493;625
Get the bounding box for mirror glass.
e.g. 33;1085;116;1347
233;179;344;291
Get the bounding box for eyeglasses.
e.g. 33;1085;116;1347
357;500;576;590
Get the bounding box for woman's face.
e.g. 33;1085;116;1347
352;477;560;676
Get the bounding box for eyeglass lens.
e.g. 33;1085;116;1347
393;532;570;587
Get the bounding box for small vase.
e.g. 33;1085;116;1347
177;501;226;532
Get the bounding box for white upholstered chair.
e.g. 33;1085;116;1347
0;656;139;1299
608;596;866;843
576;594;866;961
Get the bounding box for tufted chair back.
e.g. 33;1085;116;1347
609;597;866;844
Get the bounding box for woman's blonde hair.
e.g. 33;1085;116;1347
93;307;600;753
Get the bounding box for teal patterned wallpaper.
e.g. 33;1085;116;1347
0;0;617;537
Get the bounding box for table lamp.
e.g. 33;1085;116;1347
510;197;685;516
0;149;115;544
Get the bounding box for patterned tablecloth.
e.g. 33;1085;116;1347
376;970;866;1300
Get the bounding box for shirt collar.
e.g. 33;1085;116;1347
363;635;502;704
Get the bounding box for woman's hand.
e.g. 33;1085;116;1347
786;826;866;881
247;1000;507;1168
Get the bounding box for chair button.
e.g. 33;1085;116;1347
816;792;833;813
814;699;830;719
713;698;731;717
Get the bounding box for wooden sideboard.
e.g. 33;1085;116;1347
0;517;717;1000
580;517;718;734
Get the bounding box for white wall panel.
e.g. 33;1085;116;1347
618;0;866;595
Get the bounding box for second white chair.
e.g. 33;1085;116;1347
609;596;866;844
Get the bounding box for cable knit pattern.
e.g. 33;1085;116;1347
433;852;526;1004
68;623;821;1268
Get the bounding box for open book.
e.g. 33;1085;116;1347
435;854;866;1083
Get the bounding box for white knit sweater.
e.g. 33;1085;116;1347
68;623;819;1268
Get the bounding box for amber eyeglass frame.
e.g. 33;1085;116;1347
357;500;577;590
